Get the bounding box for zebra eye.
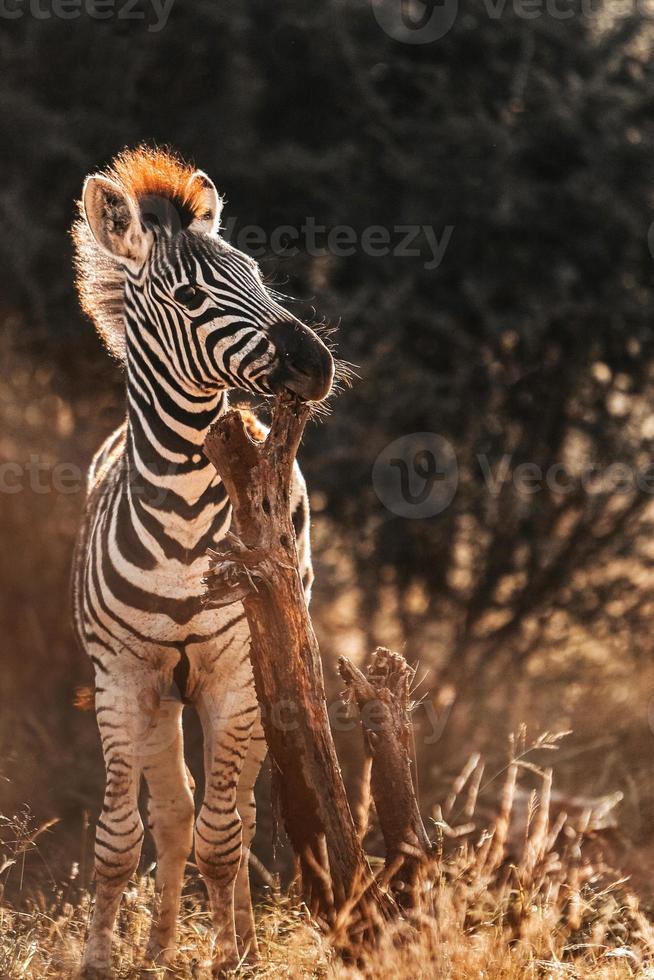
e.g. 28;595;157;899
175;284;201;307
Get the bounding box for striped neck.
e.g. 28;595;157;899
124;325;227;511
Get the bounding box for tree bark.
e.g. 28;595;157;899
203;395;395;944
338;648;434;910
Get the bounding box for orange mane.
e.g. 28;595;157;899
105;145;209;223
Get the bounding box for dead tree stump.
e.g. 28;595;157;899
203;395;395;944
339;648;434;910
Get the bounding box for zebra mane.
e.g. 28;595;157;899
72;145;211;361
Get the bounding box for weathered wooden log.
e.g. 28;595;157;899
203;394;396;945
339;648;434;910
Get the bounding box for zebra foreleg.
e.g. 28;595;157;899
234;715;267;961
81;676;150;979
141;698;195;968
195;673;256;976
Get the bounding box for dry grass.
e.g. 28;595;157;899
2;733;653;980
3;323;654;977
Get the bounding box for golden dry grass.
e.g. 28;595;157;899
2;734;654;980
3;325;654;978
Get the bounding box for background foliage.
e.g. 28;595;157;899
3;0;654;896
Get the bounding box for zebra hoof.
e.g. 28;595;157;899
240;939;260;965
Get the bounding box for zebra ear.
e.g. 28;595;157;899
82;175;153;268
186;170;223;235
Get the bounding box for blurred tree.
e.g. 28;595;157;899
1;0;654;690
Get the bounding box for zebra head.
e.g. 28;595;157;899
78;152;334;403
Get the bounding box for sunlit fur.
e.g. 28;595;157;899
72;146;223;360
72;148;321;977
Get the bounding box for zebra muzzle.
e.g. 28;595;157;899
268;319;334;402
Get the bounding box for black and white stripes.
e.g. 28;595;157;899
72;149;333;977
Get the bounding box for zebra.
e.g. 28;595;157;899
71;146;334;978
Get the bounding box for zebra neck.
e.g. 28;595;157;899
124;346;228;511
